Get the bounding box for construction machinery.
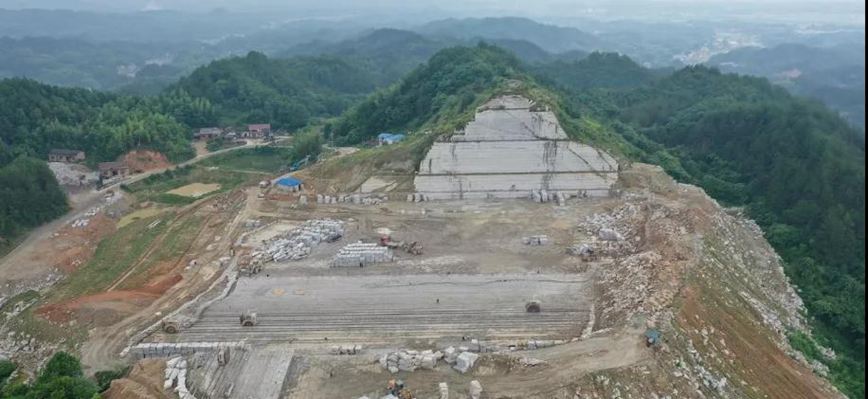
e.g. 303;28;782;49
162;319;180;334
644;329;662;347
386;379;415;399
379;235;423;255
240;310;258;327
289;154;315;171
525;299;542;313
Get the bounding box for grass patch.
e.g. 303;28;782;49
153;193;197;205
116;214;204;290
198;146;292;173
125;165;261;204
48;213;172;301
788;329;865;398
0;290;40;314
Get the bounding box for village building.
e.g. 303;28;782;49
193;127;222;140
245;124;272;138
98;161;130;181
48;149;86;163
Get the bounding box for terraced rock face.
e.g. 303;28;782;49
414;95;619;199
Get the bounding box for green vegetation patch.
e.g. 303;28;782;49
48;212;172;301
116;214;204;291
198;146;293;173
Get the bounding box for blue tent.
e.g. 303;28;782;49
276;176;302;187
377;132;406;145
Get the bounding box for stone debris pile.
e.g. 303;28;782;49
48;161;98;186
379;349;443;373
406;193;430;202
332;242;394;267
438;382;449;399
317;193;385;206
255;219;344;263
522;235;550;246
468;380;483;399
164;356;197;399
530;189;568;205
329;344;363;355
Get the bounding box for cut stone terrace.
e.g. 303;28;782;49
166;273;591;345
414;95;619;200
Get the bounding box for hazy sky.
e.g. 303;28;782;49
0;0;863;25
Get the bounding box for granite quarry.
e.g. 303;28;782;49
21;95;834;399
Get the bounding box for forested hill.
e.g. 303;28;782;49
169;52;380;130
328;45;865;397
533;52;662;90
0;79;199;162
328;44;526;144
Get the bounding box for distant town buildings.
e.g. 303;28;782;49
48;149;86;163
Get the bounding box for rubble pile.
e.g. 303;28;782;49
379;349;443;373
406;193;430;202
164;356;197;399
48;162;98;186
318;194;386;206
254;219;344;263
332;242;394;267
378;344;485;374
530;189;569;205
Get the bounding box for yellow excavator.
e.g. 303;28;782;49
386;379;414;399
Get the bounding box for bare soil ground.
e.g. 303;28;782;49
103;358;170;399
122;150;171;174
167;183;221;198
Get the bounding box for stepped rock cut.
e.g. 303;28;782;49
414;95;618;199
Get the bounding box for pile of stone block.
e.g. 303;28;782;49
332;242;393;267
130;342;244;359
164;356;196;399
317;194;385;206
441;345;481;374
329;344;363;355
530;190;568;205
255;219;344;263
522;235;550;246
468;380;483;399
406;193;430;202
379;349;443;373
525;339;565;350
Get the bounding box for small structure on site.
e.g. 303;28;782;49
245;123;272;138
377;132;406;146
193;127;222;140
48;149;86;163
275;176;304;192
98;161;130;181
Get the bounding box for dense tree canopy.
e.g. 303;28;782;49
1;352;100;399
170;51;379;130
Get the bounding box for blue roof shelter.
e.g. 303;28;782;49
276;176;303;187
377;133;406;145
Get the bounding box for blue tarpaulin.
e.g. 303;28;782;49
276;176;302;187
377;133;406;144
